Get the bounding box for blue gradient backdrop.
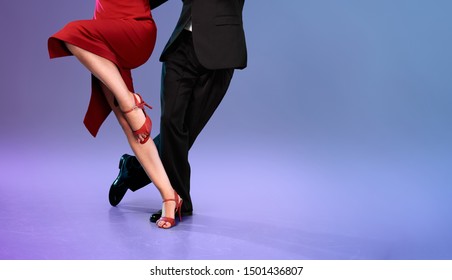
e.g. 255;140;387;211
1;1;452;259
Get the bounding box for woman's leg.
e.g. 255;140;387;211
66;43;178;228
101;85;178;228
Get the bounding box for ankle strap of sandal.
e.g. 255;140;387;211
122;93;152;114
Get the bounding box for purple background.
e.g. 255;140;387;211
1;0;452;259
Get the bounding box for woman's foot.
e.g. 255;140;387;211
121;93;152;144
156;191;183;229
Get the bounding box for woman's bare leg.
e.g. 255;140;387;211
66;43;178;228
101;85;178;228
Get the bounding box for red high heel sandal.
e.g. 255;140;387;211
156;191;183;229
122;93;152;144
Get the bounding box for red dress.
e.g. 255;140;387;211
48;0;156;137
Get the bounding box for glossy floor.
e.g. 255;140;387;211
1;137;452;260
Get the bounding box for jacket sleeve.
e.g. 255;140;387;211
149;0;168;9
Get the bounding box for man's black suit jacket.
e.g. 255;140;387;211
150;0;247;70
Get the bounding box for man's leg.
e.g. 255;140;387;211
159;51;235;216
147;68;234;220
185;69;234;145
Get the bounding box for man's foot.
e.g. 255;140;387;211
108;154;134;206
150;209;193;223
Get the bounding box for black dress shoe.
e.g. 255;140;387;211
150;209;193;223
108;154;133;206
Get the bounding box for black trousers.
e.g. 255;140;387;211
129;30;234;213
